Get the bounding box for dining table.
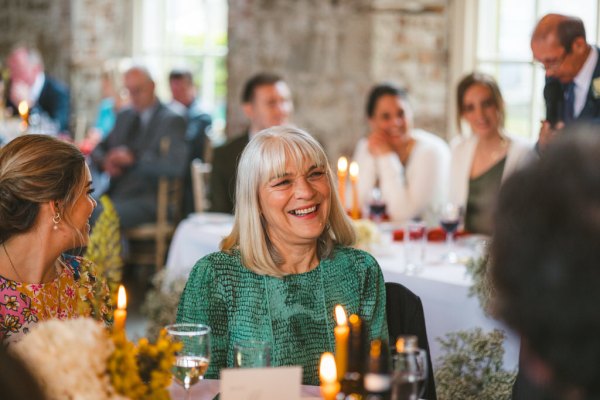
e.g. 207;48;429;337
165;213;519;371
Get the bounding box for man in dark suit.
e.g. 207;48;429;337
532;14;600;150
6;45;70;134
168;68;212;217
209;72;293;213
90;65;188;229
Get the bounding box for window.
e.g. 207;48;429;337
133;0;228;139
452;1;600;139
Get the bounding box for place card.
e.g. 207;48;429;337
220;366;302;400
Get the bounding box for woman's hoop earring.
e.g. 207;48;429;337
53;212;61;230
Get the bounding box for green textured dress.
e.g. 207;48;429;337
176;245;388;385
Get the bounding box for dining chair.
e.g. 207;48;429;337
124;137;183;270
190;158;212;214
385;281;437;400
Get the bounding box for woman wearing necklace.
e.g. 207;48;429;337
0;135;111;345
177;126;388;385
450;72;534;235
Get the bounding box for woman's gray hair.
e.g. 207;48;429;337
220;126;356;277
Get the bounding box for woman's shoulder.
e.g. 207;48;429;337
328;246;380;272
413;129;450;155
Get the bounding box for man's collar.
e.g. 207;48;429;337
30;72;45;103
573;46;598;88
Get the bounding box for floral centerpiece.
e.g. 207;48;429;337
12;318;180;400
351;218;381;252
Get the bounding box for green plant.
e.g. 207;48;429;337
141;270;187;341
435;328;516;400
465;249;495;316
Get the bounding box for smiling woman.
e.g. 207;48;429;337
0;135;112;345
177;126;389;385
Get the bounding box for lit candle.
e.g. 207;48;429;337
349;162;360;219
320;352;340;400
337;157;348;209
334;305;349;381
18;100;28;128
113;285;127;332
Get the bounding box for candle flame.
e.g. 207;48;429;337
117;285;127;309
335;305;347;326
337;157;348;173
18;101;28;117
349;162;359;178
319;352;337;384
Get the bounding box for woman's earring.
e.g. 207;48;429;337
53;212;61;230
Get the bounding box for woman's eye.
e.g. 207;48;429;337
87;188;95;195
273;179;290;187
309;171;325;179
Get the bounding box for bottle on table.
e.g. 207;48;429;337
339;314;367;399
364;339;392;400
391;335;425;400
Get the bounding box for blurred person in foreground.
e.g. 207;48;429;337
5;44;70;134
491;129;600;399
532;14;600;150
0;135;111;345
209;72;293;214
352;83;449;224
90;65;187;229
168;68;212;217
177;126;388;385
450;72;533;235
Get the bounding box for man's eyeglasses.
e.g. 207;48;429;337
534;48;571;71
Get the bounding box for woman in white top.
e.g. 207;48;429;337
353;84;450;224
450;72;533;235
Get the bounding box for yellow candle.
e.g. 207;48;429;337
18;100;28;129
334;305;349;381
113;285;127;332
349;162;360;219
320;352;340;400
337;157;348;209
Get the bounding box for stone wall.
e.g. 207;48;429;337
0;0;132;137
227;0;450;161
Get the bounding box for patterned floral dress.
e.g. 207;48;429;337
0;255;112;345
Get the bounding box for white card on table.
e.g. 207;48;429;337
220;366;302;400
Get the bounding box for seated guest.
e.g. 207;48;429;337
177;126;388;385
5;44;70;134
353;83;450;223
90;65;188;229
209;72;293;213
0;135;111;345
168;68;212;217
491;131;600;399
450;73;532;235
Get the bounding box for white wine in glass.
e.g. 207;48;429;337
166;323;211;400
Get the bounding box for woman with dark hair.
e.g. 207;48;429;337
0;135;111;344
353;83;450;224
450;72;533;235
177;126;388;385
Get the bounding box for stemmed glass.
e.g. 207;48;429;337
391;348;428;400
439;203;461;263
165;323;211;400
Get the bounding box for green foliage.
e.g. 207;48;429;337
435;328;516;400
84;195;123;303
465;249;495;317
141;270;187;341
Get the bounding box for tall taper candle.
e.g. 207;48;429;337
334;305;349;381
337;157;348;209
320;352;340;400
349;161;360;219
113;285;127;332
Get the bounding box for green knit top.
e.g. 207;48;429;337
176;245;388;385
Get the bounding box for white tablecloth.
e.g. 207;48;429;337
166;213;519;370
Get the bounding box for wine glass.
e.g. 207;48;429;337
165;323;211;400
391;348;428;400
233;340;271;368
439;203;461;263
